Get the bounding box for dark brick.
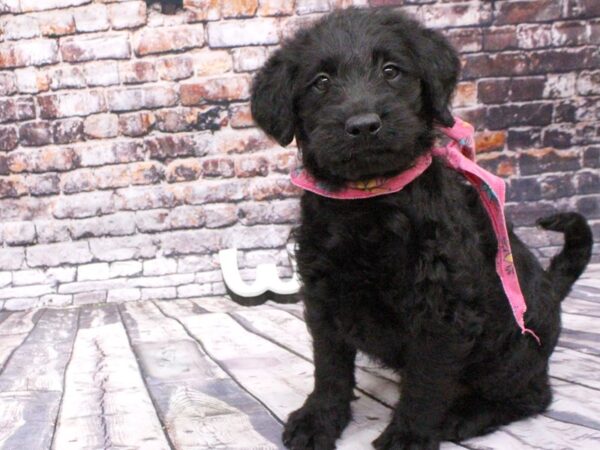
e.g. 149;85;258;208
486;103;553;130
196;106;227;131
0;97;35;124
19;121;54;147
462;53;530;79
145;135;197;161
576;171;600;194
507;177;541;202
510;77;545;101
53;118;84;144
0;177;26;198
505;201;557;226
483;26;517;51
495;0;561;25
0;126;18;151
583;146;599;168
478;79;510;104
507;128;542;150
577;196;599;218
477;153;516;177
0;155;8;175
555;101;578;123
540;173;576;199
445;28;482;53
528;48;599;74
519;148;580;175
542;127;574;149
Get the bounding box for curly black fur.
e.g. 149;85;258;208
251;8;593;450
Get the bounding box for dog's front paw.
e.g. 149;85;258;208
372;424;440;450
282;402;350;450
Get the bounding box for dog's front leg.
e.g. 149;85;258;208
283;314;356;450
373;341;464;450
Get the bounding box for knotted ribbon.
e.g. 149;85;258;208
291;117;540;344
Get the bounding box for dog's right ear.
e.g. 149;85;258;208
251;51;296;146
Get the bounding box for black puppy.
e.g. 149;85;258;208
251;8;593;450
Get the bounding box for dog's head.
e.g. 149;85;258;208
251;8;460;185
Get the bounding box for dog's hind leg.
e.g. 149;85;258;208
440;373;553;442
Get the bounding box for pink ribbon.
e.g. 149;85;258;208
291;117;540;344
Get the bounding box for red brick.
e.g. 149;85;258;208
108;1;147;30
48;66;86;90
483;26;517;51
83;113;119;139
166;159;203;182
157;56;194;81
53;118;84;144
421;3;492;29
8;147;80;173
258;0;294;16
29;173;60;196
19;121;54;147
238;200;299;225
552;21;588;46
516;24;552;49
485;102;553;130
0;126;18;151
60;34;131;63
235;155;269;177
207;19;279;47
0;73;17;96
183;0;221;21
73;4;110;32
445;28;482;53
20;0;90;12
154;108;198;132
0;97;36;123
38;91;106;119
0;176;27;199
83;61;120;87
60;168;97;194
118;111;156;137
129;161;165;186
519;148;580;175
229;104;254;128
577;71;600;96
106;86;177;112
250;177;301;201
145;134;199;160
36;10;76;37
477;153;516;177
528;48;599;74
191;49;232;76
134;25;205;56
204;204;237;228
216;128;275;154
452;82;477;108
475;131;506;153
232;46;268;72
201;157;235;178
119;61;157;84
168;205;207;229
0;39;59;69
181;75;251;104
222;0;258;18
495;0;561;25
510;76;546;101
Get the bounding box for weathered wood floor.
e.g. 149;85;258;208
1;264;599;450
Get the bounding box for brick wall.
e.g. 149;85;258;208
0;0;598;311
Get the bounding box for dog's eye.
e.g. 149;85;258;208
382;64;401;80
313;74;331;92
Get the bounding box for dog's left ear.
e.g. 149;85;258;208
414;28;461;127
251;50;296;146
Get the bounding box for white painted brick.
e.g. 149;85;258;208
178;255;218;273
20;0;90;12
296;0;331;15
39;294;72;307
0;284;54;300
127;273;195;288
0;247;25;271
0;14;41;40
3;298;39;311
143;258;178;276
73;291;106;306
208;19;279;48
14;67;49;94
27;241;93;267
107;288;140;302
177;283;212;298
110;260;142;278
78;262;110;281
3;221;36;245
73;4;110;32
141;287;177;300
0;272;11;288
83;61;120;87
195;270;222;283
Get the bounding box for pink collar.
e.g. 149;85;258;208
291;117;540;344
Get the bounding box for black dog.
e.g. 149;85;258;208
251;8;593;450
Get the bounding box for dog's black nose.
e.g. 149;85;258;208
345;113;382;137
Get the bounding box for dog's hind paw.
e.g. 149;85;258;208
372;426;440;450
282;402;349;450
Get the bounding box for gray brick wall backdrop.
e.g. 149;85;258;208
0;0;598;311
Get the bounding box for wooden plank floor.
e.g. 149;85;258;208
0;264;599;450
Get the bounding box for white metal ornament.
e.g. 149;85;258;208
219;247;301;305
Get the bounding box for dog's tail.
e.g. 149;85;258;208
537;213;593;299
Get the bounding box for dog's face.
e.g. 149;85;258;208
251;8;460;184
